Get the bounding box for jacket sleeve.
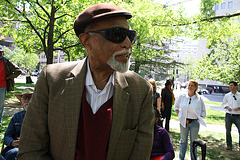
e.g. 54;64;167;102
4;117;16;147
17;67;52;160
174;94;182;111
200;97;206;117
129;86;154;160
222;94;228;108
6;59;22;79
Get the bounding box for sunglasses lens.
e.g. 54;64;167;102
90;27;136;44
110;28;127;43
128;30;136;44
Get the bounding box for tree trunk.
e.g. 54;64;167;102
134;60;140;73
47;1;56;64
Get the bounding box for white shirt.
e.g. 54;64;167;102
174;93;206;128
85;59;114;114
222;91;240;115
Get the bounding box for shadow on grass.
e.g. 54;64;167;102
205;114;225;124
170;130;240;160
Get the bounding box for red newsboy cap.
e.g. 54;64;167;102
73;3;132;37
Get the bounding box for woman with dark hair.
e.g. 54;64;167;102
148;79;162;126
174;80;206;160
161;79;174;132
150;108;175;160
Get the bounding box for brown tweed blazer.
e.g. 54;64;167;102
17;58;154;160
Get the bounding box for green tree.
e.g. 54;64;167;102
0;0;96;64
3;46;39;70
0;0;188;78
187;0;240;84
122;0;186;75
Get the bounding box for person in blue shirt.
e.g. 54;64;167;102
0;155;6;160
2;88;33;160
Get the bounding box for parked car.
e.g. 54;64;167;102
32;71;39;76
198;86;209;94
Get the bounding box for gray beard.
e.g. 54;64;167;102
107;54;130;73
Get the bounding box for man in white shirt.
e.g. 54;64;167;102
222;81;240;151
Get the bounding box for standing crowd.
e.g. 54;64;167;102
0;3;239;160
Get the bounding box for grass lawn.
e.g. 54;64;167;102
0;83;239;159
170;129;239;160
171;107;225;125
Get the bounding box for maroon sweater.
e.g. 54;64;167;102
75;89;113;160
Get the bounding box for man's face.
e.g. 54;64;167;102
85;16;132;73
20;94;32;111
229;83;237;92
0;51;4;60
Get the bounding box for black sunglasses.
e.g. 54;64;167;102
233;95;237;100
189;98;191;104
87;27;137;44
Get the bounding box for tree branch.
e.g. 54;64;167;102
55;13;69;20
161;12;240;27
32;7;48;22
36;0;50;18
53;29;72;44
54;43;81;51
3;0;45;45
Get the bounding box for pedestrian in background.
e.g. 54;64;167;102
222;81;240;151
148;78;162;127
17;3;154;160
25;68;33;86
150;107;175;160
161;79;174;132
174;80;206;160
2;88;33;160
0;45;22;125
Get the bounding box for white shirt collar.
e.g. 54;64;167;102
230;91;240;95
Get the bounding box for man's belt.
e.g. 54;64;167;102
186;118;197;124
226;113;240;117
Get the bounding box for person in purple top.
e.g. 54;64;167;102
150;108;175;160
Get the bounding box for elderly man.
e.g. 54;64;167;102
2;88;33;160
222;81;240;151
0;46;22;125
17;3;154;160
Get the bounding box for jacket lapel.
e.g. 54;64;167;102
107;72;130;160
64;59;87;159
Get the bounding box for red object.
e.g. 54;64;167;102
150;155;164;160
0;61;7;88
75;88;113;160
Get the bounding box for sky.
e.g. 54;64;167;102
156;0;201;16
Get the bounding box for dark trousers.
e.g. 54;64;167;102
162;107;172;131
225;113;240;147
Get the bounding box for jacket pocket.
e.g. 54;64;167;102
112;127;138;160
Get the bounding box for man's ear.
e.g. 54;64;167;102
79;33;91;49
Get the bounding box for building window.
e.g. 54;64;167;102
215;4;219;10
228;2;233;9
221;3;226;9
